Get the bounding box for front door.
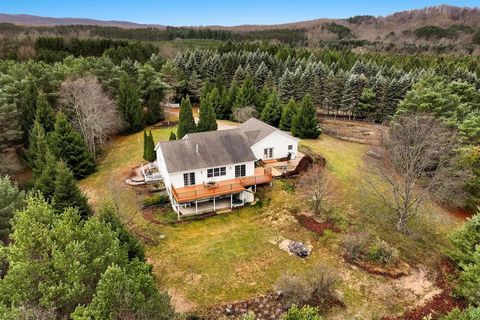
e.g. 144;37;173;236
263;147;273;159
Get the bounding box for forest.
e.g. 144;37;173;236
0;25;479;319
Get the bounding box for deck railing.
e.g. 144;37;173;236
172;167;272;203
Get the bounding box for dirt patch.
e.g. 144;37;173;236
168;288;198;313
383;261;466;320
295;214;341;235
142;208;163;225
319;118;387;145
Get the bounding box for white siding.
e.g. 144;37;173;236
250;131;298;160
168;161;255;189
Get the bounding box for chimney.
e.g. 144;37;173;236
195;144;199;153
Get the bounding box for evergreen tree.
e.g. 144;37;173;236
254;62;269;89
48;112;96;179
52;161;91;219
278;69;296;103
260;91;282;127
19;76;38;143
197;91;218;132
177;96;196;139
279;98;297;131
291;94;321;139
117;75;144;134
342;73;367;119
34;91;56;133
0;92;22;150
27;120;48;178
143;130;148;160
255;85;272;114
234;77;257;109
145;131;156;163
137;64;168;125
169;131;176;140
0;176;25;244
34;149;58;201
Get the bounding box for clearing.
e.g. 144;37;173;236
80;120;464;319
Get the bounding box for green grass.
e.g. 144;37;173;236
81;127;465;318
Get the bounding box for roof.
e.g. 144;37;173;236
239;117;299;145
239;117;277;145
157;129;257;173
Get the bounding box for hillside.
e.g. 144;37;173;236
1;5;480;53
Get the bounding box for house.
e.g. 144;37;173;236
155;118;299;218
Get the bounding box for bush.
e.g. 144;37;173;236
274;264;338;308
143;194;169;207
343;233;399;266
281;305;323;320
366;240;399;266
441;306;480;320
342;233;370;261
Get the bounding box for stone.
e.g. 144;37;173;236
288;241;310;258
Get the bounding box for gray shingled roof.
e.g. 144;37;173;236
158;129;257;173
239;117;277;146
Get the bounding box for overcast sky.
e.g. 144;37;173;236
0;0;478;26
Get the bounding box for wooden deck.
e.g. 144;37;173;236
172;167;272;203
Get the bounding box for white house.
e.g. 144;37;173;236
155;118;299;218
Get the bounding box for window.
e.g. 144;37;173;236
183;172;195;186
207;166;226;178
288;145;293;150
263;148;273;159
235;164;246;177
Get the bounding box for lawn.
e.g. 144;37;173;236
81;125;465;319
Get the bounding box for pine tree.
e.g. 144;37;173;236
234;77;257;109
117;75;144;134
34;91;56;133
169;131;176;140
279;98;297;131
197;92;218;132
260;91;282;127
177;96;196;139
34;149;57;201
145;131;156;163
143;130;148;160
52;161;91;219
0;176;24;244
255;85;272;114
137;64;168;125
254;62;269;90
20;76;38;143
291;94;320;139
278;69;296;103
48;112;96;179
0;92;22;150
27;120;48;178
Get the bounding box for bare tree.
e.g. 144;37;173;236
363;114;468;235
232;106;258;123
59;74;120;159
297;164;330;214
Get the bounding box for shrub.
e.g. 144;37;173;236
274;274;312;307
441;306;480;320
281;305;323;320
343;234;399;266
274;264;338;308
342;233;370;261
143;194;169;207
366;240;399;265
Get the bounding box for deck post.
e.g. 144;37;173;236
195;200;198;215
254;184;257;192
213;196;216;212
230;194;233;209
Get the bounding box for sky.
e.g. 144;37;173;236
0;0;478;26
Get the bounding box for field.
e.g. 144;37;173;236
80;120;464;319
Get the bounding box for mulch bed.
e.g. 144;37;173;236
382;260;466;320
344;255;411;279
205;292;345;320
295;214;341;235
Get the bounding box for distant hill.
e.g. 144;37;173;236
0;13;165;29
1;5;479;54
